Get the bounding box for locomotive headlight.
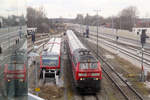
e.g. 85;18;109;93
80;78;86;80
78;73;87;76
7;79;11;82
91;73;100;76
95;78;99;80
19;79;24;82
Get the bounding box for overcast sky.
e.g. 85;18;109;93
27;0;150;18
0;0;26;17
0;0;150;18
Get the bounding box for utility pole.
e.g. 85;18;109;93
112;16;116;38
35;61;38;96
112;16;114;29
120;17;122;29
79;15;82;34
94;9;101;58
140;29;149;82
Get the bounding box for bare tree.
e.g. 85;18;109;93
27;7;49;33
118;6;138;31
75;14;84;24
74;6;138;31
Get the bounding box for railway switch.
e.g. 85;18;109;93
0;45;2;54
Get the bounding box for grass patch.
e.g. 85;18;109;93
108;92;118;100
133;82;150;96
99;46;150;96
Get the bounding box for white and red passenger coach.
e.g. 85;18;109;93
40;37;61;78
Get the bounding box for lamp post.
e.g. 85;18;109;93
94;9;101;58
120;17;122;29
6;9;14;49
79;16;82;34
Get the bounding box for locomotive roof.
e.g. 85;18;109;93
74;49;97;62
66;30;87;53
66;30;97;62
43;37;61;56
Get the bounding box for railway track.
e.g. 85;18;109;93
76;33;144;100
90;33;150;56
81;95;99;100
74;94;99;100
88;34;150;67
73;29;150;68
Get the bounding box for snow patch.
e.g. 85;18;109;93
144;81;150;88
105;54;114;59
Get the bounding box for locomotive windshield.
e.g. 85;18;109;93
79;63;97;69
42;55;58;66
79;55;98;69
6;64;25;78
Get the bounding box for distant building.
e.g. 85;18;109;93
132;27;150;35
136;18;150;28
27;27;37;35
132;18;150;36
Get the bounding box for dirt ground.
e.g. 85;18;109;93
39;85;64;100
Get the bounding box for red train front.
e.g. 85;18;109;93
4;63;26;82
4;50;27;96
66;30;102;93
4;51;26;82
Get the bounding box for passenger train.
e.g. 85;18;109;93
66;30;102;93
40;37;61;78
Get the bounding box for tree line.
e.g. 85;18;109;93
0;15;26;28
74;6;138;31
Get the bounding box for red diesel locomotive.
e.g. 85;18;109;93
4;51;26;82
66;30;102;92
4;50;27;96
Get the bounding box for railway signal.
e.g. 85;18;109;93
115;29;119;54
137;31;139;35
85;26;89;38
19;26;22;38
140;29;149;82
140;29;149;45
32;31;35;43
116;36;119;40
0;45;2;54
